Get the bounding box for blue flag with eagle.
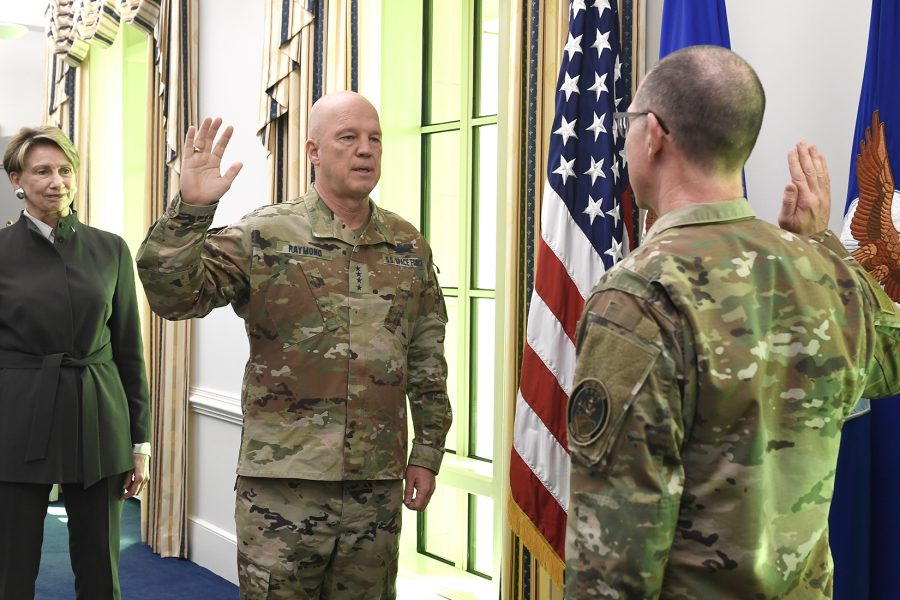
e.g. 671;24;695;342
832;0;900;597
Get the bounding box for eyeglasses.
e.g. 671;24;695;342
613;111;670;138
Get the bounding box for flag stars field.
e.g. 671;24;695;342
587;72;608;99
560;72;580;100
585;112;607;141
554;116;578;146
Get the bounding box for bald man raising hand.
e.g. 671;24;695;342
136;92;452;599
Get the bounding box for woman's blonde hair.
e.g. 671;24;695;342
2;126;80;176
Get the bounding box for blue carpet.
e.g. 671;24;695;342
36;499;238;599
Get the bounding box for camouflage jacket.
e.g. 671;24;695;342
565;198;900;599
136;189;451;480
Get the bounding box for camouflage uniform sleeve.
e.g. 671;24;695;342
566;276;693;599
811;230;900;398
135;193;251;320
405;254;452;474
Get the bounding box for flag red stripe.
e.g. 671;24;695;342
510;448;568;558
534;238;586;343
520;344;570;452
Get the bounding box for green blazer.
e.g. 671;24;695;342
0;212;150;486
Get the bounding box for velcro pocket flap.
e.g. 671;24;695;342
568;323;659;468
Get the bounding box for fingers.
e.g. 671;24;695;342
778;183;798;229
120;470;145;500
185;117;227;157
403;474;436;512
223;162;244;185
809;144;831;196
403;474;415;505
193;117;213;153
212;125;234;159
183;124;197;156
787;146;804;187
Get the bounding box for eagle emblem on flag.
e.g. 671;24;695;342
849;110;900;302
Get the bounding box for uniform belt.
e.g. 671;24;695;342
0;345;113;486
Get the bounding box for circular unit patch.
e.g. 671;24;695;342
568;379;610;446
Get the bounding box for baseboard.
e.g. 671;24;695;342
187;515;239;585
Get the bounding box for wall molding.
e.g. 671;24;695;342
189;387;243;425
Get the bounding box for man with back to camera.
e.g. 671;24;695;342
565;45;900;598
136;91;452;599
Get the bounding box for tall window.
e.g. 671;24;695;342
377;1;501;597
87;23;150;325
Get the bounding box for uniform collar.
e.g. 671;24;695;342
304;187;395;246
645;197;755;240
21;209;80;243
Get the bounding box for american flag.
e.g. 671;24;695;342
509;0;632;574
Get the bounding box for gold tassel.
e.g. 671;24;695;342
506;494;565;587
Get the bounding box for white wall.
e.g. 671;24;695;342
189;0;268;583
644;0;871;234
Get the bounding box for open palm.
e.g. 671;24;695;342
180;117;244;206
779;141;831;236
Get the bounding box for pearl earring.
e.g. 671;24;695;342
14;188;25;199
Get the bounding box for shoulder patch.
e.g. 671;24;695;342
568;379;610;446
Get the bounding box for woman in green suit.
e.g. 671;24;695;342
0;126;151;599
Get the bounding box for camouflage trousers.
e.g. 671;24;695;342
235;476;403;600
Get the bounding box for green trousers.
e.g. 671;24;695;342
0;476;124;600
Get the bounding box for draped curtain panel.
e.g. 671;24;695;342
257;0;358;205
139;0;197;559
504;1;644;598
46;0;95;222
43;0;196;559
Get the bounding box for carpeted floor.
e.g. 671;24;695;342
35;498;238;599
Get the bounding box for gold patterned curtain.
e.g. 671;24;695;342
43;0;195;559
257;0;356;204
136;0;197;558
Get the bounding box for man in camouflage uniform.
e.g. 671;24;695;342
136;91;452;599
566;45;900;598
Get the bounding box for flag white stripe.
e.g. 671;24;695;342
525;291;577;396
514;390;570;511
540;179;608;298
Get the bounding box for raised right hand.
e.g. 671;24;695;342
180;117;244;206
778;140;831;237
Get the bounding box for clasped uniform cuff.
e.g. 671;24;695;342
167;192;219;220
811;229;848;256
408;443;444;475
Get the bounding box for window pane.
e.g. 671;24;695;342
476;0;499;117
443;296;459;454
469;298;495;461
426;0;462;124
425;131;461;288
473;125;498;290
421;485;465;565
468;494;494;578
